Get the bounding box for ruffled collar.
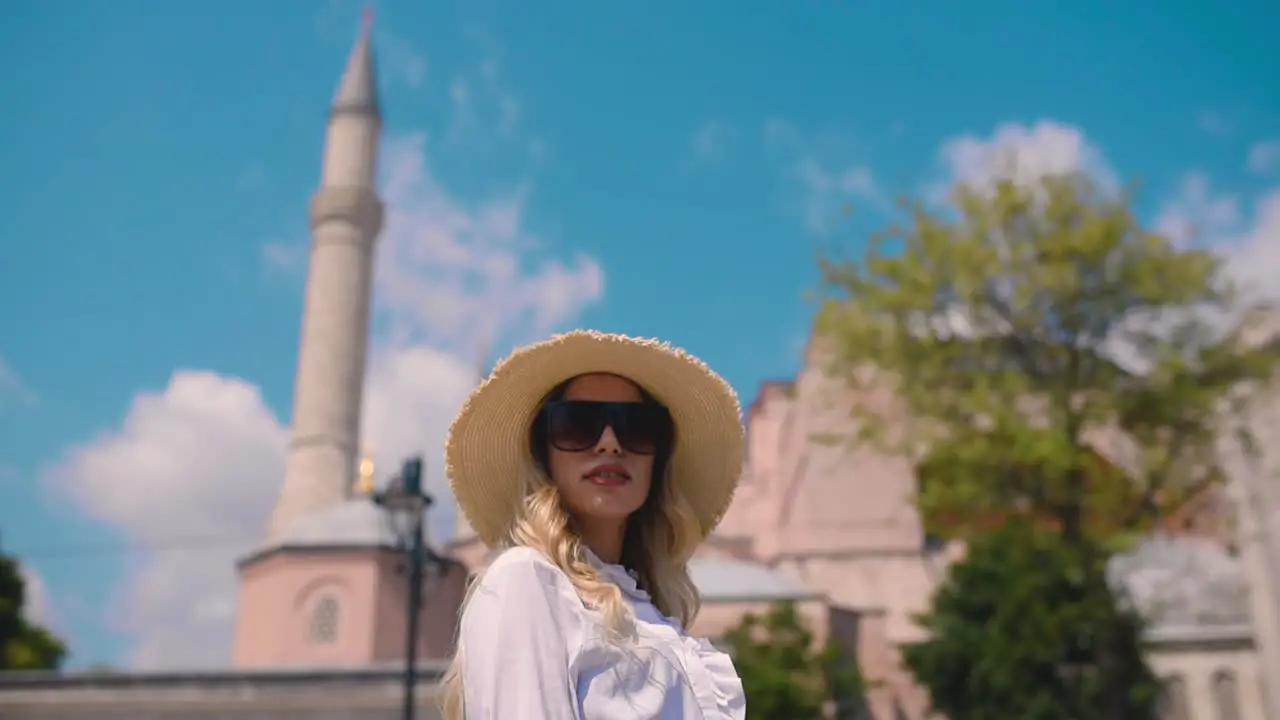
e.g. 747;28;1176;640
582;549;746;717
583;548;651;602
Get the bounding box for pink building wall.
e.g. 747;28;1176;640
233;549;467;668
712;352;940;716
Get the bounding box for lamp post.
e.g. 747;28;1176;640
374;456;446;720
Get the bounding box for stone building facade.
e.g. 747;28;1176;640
1111;536;1271;719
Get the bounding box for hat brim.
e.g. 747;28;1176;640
446;330;744;548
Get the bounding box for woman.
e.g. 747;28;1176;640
440;330;747;719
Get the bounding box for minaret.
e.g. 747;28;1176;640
265;13;383;542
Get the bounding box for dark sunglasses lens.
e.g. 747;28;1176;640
545;402;671;454
613;405;668;455
547;403;606;451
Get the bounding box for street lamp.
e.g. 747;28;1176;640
374;456;448;720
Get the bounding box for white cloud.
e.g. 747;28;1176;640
938;120;1279;297
44;49;603;668
360;347;478;532
691;119;729;162
379;32;428;90
933;123;1272;285
260;239;305;275
445;59;523;148
1154;172;1243;247
762;117;798;146
19;562;53;627
0;355;37;410
1248;140;1280;176
1150;171;1279;304
1197;111;1233;139
375;134;603;352
921;119;1280;368
929;120;1280;368
1213;189;1280;303
44;350;479;669
794;159;878;234
937;119;1117;198
765;119;882;234
44;372;285;668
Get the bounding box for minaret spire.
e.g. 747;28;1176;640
332;7;379;119
265;17;385;543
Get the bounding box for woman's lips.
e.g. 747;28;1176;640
585;463;631;486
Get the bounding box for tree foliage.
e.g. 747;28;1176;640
722;601;867;719
0;549;67;671
902;519;1162;720
816;173;1280;548
816;171;1278;716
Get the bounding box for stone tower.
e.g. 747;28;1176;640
232;18;471;670
265;13;383;543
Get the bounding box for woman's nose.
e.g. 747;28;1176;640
594;425;623;454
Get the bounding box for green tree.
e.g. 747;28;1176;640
0;550;67;671
817;173;1278;550
722;601;867;720
815;170;1279;714
902;520;1162;720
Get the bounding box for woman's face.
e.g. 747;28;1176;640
545;373;657;527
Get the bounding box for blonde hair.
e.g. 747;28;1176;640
438;414;704;720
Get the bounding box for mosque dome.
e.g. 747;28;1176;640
274;500;401;549
1106;534;1251;634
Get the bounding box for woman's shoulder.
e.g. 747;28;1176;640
473;546;576;597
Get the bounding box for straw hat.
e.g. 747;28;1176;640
445;330;744;548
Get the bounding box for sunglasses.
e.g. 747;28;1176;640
540;400;673;455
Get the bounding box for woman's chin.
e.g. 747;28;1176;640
576;494;646;523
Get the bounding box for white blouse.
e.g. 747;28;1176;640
456;545;747;719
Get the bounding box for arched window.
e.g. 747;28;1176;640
1212;669;1241;720
309;594;340;644
1158;675;1190;720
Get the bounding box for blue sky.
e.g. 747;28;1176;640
0;0;1276;668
